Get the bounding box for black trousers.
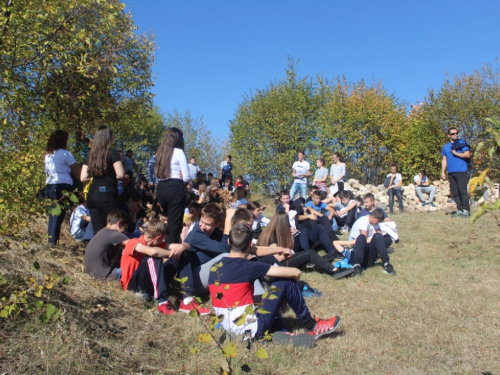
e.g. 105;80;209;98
86;182;119;235
334;206;357;229
127;251;195;304
351;233;389;267
298;224;336;255
156;179;186;244
448;172;470;212
46;183;73;245
282;250;333;274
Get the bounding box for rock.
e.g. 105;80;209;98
339;177;470;213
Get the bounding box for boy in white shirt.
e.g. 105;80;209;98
386;165;404;213
350;208;396;276
289;150;311;200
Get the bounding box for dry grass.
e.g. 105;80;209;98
1;208;500;375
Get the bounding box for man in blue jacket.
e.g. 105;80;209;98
441;127;471;217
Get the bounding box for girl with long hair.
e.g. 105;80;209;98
231;186;248;208
81;126;125;234
196;183;207;204
246;201;270;238
45;130;80;246
257;211;354;281
154;127;190;244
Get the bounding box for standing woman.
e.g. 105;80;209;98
313;158;329;192
81;126;125;235
329;152;346;199
45;130;80;246
155;127;190;244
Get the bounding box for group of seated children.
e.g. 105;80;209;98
83;202;344;348
83;183;399;348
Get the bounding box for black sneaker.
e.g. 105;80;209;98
386;247;395;254
353;265;362;277
383;262;396;275
305;262;316;270
332;267;355;279
272;331;316;348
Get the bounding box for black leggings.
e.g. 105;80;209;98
282;250;333;274
334;206;357;229
256;250;333;275
156;179;186;244
86;182;119;234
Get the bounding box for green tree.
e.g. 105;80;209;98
0;0;156;234
394;103;444;181
0;0;155;148
423;63;500;175
316;78;406;184
229;62;319;194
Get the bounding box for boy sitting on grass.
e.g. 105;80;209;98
208;222;341;348
349;208;396;276
120;218;209;316
84;209;130;280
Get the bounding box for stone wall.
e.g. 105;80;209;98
344;179;500;212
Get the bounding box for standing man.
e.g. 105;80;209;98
289;150;311;200
146;148;158;194
386;165;404;214
123;150;137;178
441;127;471;217
188;156;200;181
219;155;233;182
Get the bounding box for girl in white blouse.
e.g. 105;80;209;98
155;127;191;244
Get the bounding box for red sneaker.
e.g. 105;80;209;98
179;300;211;316
306;316;341;340
156;302;175;316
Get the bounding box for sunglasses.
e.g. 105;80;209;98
449;132;458;135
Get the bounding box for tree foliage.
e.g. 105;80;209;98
315;78;407;184
0;0;156;148
0;0;157;233
230;61;500;194
165;110;229;176
230;62;319;193
470;117;500;224
229;63;406;193
423;63;500;175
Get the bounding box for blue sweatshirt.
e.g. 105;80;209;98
185;221;230;266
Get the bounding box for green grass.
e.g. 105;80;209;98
1;210;499;374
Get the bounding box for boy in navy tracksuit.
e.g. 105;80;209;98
208;222;341;348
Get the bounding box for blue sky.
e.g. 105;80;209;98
125;1;499;139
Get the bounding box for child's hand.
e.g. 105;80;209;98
279;248;292;259
169;244;186;259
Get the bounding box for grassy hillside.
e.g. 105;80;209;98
1;210;499;374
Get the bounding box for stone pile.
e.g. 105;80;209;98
344;179;499;213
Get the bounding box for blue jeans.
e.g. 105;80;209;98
388;188;404;212
46;183;73;245
289;182;307;200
